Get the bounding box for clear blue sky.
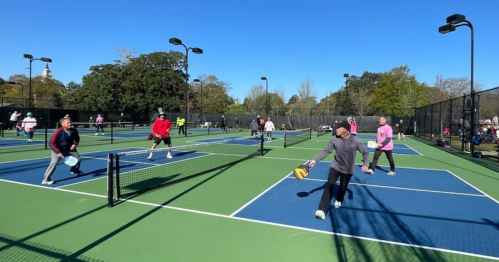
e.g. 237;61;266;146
1;0;498;102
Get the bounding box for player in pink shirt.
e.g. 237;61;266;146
368;116;396;176
348;116;357;135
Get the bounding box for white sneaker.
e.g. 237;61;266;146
102;133;104;135
95;133;98;135
148;154;153;160
334;201;342;208
387;171;396;176
167;154;173;159
42;180;54;185
315;210;325;220
367;169;374;175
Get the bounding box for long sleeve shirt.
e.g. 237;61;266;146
152;118;172;137
313;135;369;174
49;127;80;154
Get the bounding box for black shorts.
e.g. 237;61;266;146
154;136;172;145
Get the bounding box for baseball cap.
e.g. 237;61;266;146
158;112;166;116
336;120;351;132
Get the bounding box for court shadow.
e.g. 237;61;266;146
297;184;353;200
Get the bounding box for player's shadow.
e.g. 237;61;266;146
297;183;353;200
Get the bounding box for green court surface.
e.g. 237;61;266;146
1;132;498;262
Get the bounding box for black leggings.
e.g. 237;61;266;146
371;149;395;172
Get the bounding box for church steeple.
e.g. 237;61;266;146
42;63;52;78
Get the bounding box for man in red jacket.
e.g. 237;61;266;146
148;112;173;160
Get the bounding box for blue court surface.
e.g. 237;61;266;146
189;136;280;145
364;143;421;156
0;138;45;148
234;161;499;259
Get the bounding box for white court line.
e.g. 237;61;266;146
1;172;498;261
3;179;494;262
289;177;486;197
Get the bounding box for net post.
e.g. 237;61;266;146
309;127;312;139
115;154;121;199
107;153;114;208
45;124;48;149
284;131;287;148
260;134;264;155
111;122;114;144
132;121;135;131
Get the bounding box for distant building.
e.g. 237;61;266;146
42;63;52;79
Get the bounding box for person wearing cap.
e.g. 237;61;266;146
395;119;406;140
308;120;370;220
368;116;396;176
176;117;185;135
264;117;275;141
148;112;173;160
256;115;264;133
43;117;84;185
21;112;37;143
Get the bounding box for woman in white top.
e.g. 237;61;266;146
21;112;37;143
264;117;275;141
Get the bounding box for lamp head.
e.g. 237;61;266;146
446;14;466;24
343;73;349;78
23;54;33;59
191;48;203;54
193;79;201;82
169;38;183;45
40;57;52;63
439;24;455;34
261;77;267;80
7;81;17;85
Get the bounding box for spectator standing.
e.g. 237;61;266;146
43;117;84;185
9;111;22;130
95;114;104;135
264;117;275;141
21;112;37;143
88;117;94;128
368;116;396;176
148;112;173;160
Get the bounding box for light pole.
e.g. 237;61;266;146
439;14;475;154
169;38;203;137
261;77;268;116
23;54;52;109
193;79;203;121
7;82;25;108
343;73;350;115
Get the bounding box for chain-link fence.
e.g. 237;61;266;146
415;86;499;163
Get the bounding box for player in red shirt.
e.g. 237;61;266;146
148;112;173;160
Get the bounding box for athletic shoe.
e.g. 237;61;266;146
95;133;98;135
387;171;396;176
101;133;104;135
71;171;85;176
148;154;153;160
167;154;173;159
315;210;325;220
367;169;374;175
42;180;54;185
334;201;342;208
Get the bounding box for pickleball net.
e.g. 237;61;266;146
284;128;312;148
107;134;264;207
